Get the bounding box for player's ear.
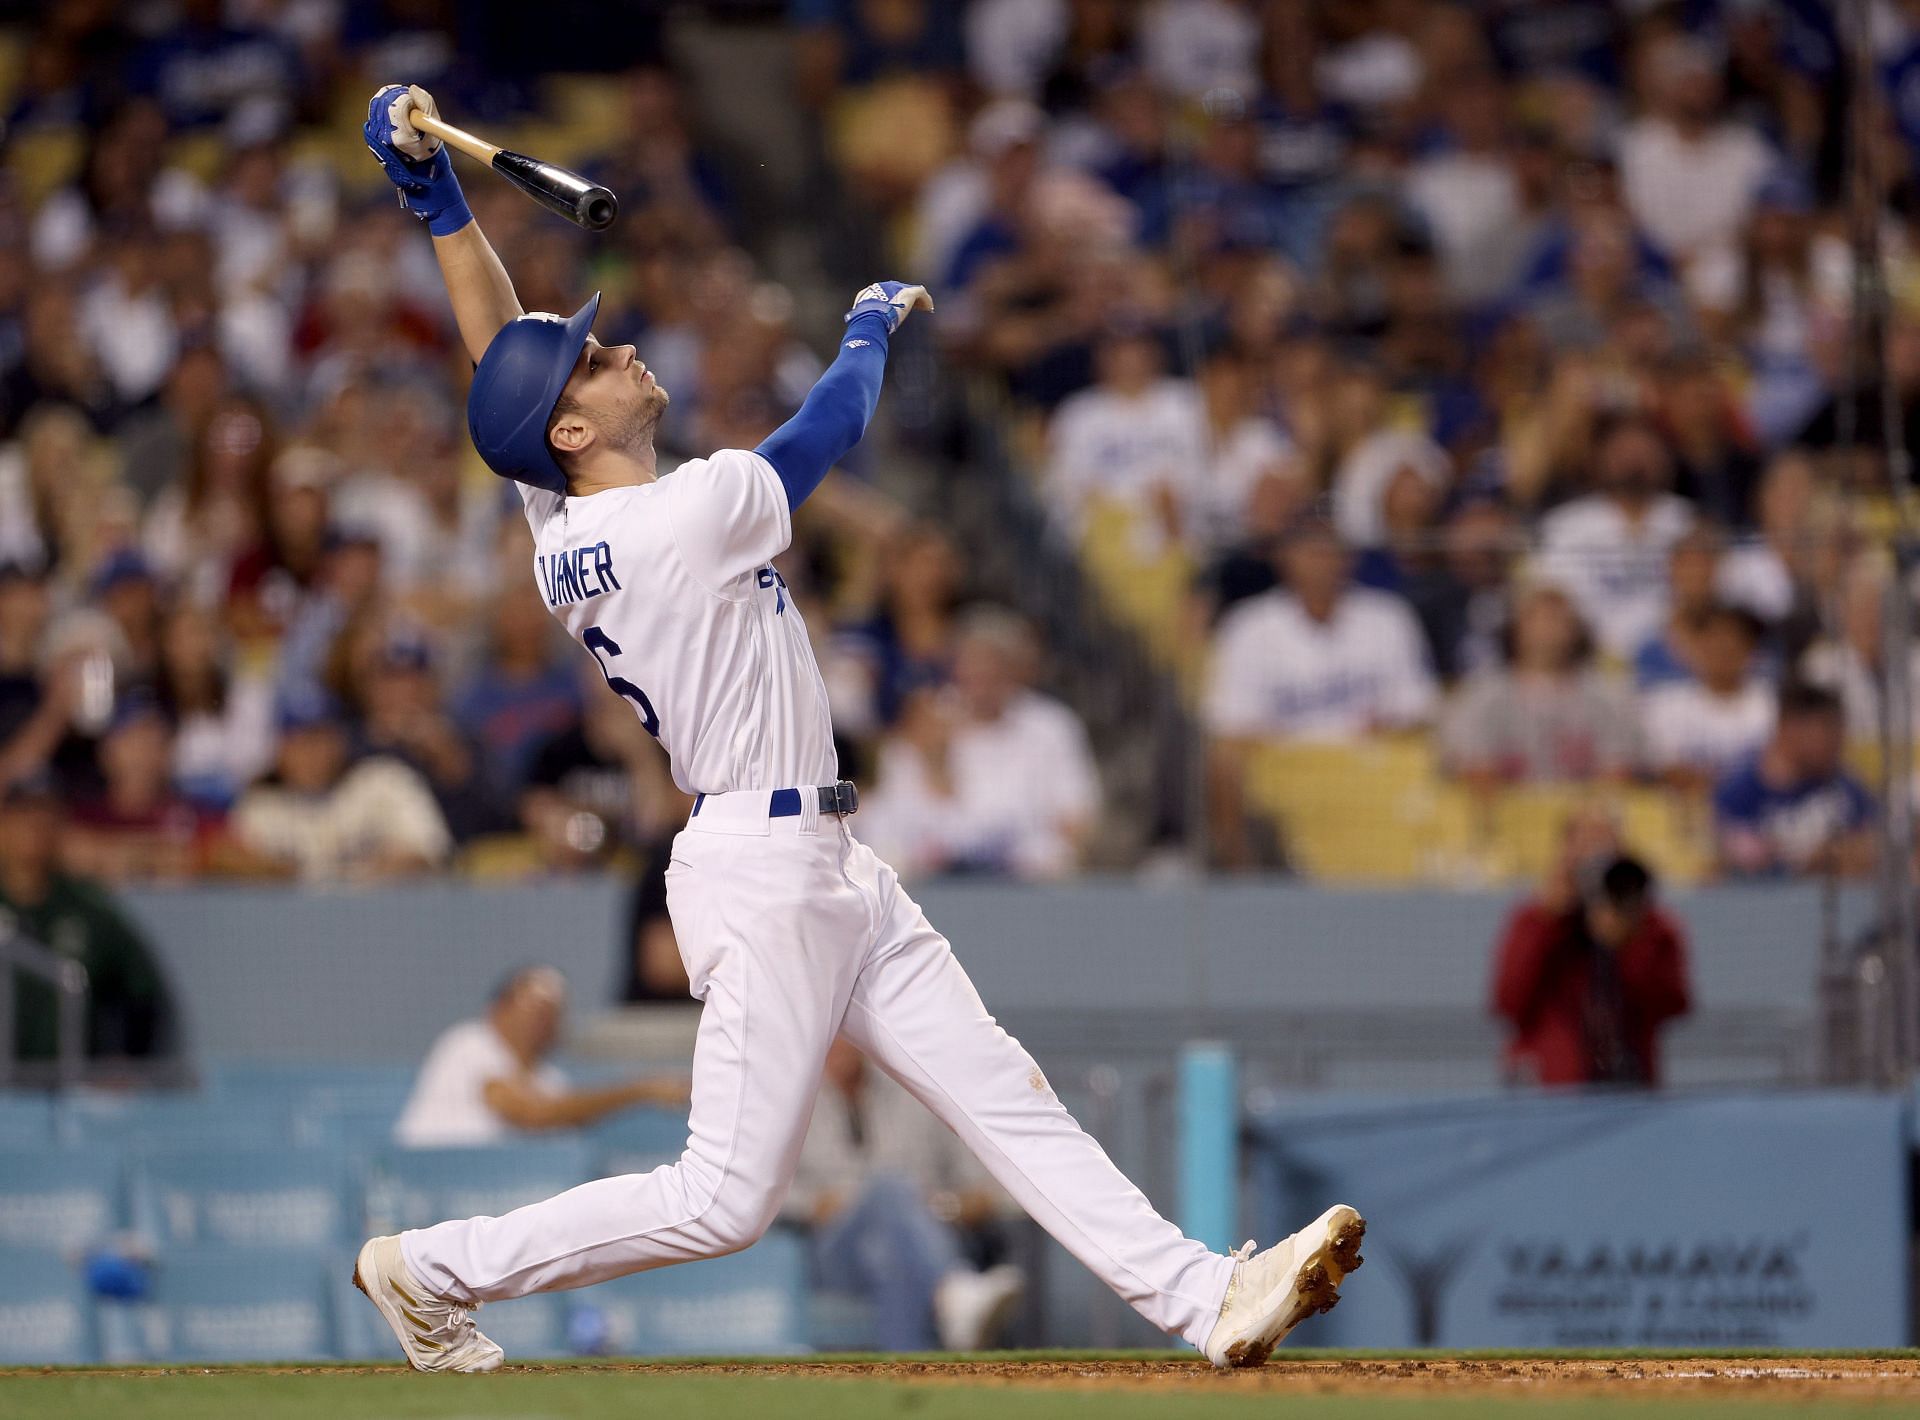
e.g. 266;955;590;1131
549;409;595;458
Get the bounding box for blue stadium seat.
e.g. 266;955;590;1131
0;1092;52;1146
589;1108;688;1178
132;1149;357;1250
203;1061;415;1100
145;1248;337;1362
0;1249;97;1363
58;1091;293;1150
365;1140;595;1234
0;1147;124;1253
568;1232;809;1356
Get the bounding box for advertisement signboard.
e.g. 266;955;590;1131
1248;1092;1909;1349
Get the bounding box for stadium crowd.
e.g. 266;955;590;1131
795;0;1915;880
0;0;1911;894
0;1;1105;901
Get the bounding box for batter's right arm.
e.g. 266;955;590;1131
364;83;524;364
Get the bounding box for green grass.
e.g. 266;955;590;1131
6;1353;1920;1420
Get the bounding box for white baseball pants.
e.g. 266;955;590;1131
402;794;1234;1348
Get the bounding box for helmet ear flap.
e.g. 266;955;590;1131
465;293;602;491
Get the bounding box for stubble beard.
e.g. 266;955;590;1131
604;384;668;455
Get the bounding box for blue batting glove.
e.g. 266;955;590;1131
362;84;472;237
845;281;934;335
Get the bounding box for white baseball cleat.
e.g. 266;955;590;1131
353;1234;505;1373
1202;1204;1366;1369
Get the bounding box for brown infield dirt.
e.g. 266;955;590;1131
575;1357;1920;1399
77;1357;1920;1399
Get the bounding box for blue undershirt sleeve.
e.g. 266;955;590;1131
755;310;891;511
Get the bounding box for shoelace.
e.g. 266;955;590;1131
1219;1239;1259;1315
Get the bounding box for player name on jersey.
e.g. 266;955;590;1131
538;540;621;608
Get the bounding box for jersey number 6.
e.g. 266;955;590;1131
583;625;660;738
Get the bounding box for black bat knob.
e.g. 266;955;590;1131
579;187;618;232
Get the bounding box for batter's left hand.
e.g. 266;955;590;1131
845;281;933;334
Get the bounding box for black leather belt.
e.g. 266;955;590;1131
691;781;859;818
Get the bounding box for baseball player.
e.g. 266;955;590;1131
351;83;1364;1371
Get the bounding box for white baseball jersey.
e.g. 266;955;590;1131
518;448;836;796
1536;494;1696;660
1205;587;1438;740
1641;679;1776;775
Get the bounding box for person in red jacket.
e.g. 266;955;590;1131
1491;848;1693;1086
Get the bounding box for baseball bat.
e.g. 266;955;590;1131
413;111;618;232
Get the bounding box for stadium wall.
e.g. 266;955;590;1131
123;879;1879;1073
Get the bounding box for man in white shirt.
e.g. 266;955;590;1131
1642;605;1775;788
1044;328;1207;544
1617;34;1774;263
1404;74;1522;307
1205;519;1436;867
393;966;685;1148
231;689;453;883
860;608;1101;879
1537;412;1696;661
1206;519;1437;742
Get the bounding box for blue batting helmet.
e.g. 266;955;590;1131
466;292;601;492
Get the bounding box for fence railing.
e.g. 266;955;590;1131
0;925;88;1090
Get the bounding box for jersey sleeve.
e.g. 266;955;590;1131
516;481;563;535
664;447;793;593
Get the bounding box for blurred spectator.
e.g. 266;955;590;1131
1799;557;1919;744
1404;70;1522;309
1043;327;1202;545
354;630;507;844
1617;34;1774;265
860;607;1100;879
1684;174;1835;449
1717;450;1819;629
276;525;383;701
1440;581;1641;785
0;562;57;787
231;689;451;882
393;965;684;1148
1633;524;1726;689
2;774;175;1064
90;550;163;690
1643;605;1775;791
1329;385;1451;553
62;695;204;883
1491;848;1692;1087
154;602;274;809
586;66;736;250
784;1038;1024;1352
142;395;275;604
1205;519;1436;868
455;587;582;790
1183;350;1296;552
1714;682;1874;880
1401;495;1517;683
1205;519;1437;743
826;523;962;740
521;670;688;873
1658;353;1760;528
1536;410;1696;660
